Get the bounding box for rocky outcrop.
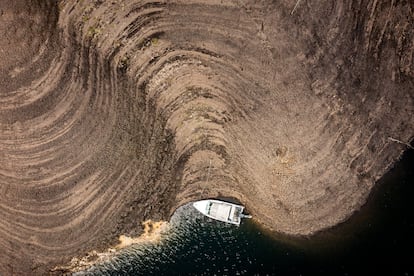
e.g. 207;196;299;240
0;0;413;274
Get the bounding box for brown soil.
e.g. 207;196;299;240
1;0;413;274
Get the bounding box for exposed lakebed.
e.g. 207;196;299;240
2;1;414;274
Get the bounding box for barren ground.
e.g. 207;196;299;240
0;0;413;274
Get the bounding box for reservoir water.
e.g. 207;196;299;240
79;149;413;275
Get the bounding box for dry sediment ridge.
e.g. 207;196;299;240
0;0;413;274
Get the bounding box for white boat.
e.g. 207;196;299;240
193;199;251;225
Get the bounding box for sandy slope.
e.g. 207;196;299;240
0;0;413;274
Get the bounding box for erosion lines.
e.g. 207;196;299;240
1;0;413;274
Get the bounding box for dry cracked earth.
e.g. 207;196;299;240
0;0;413;274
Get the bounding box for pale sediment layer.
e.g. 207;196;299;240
51;220;169;274
0;0;413;274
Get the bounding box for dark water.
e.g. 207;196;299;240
80;149;413;276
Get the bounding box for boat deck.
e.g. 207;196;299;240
207;201;242;224
209;202;232;221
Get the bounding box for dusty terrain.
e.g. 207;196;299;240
0;0;413;274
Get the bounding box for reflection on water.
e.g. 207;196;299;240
78;205;266;275
77;149;413;275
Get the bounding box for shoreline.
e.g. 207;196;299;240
62;146;413;274
248;148;414;254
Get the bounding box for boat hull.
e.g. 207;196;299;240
193;199;245;225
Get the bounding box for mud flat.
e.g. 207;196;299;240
0;0;413;274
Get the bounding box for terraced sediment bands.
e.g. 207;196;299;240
1;0;413;274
